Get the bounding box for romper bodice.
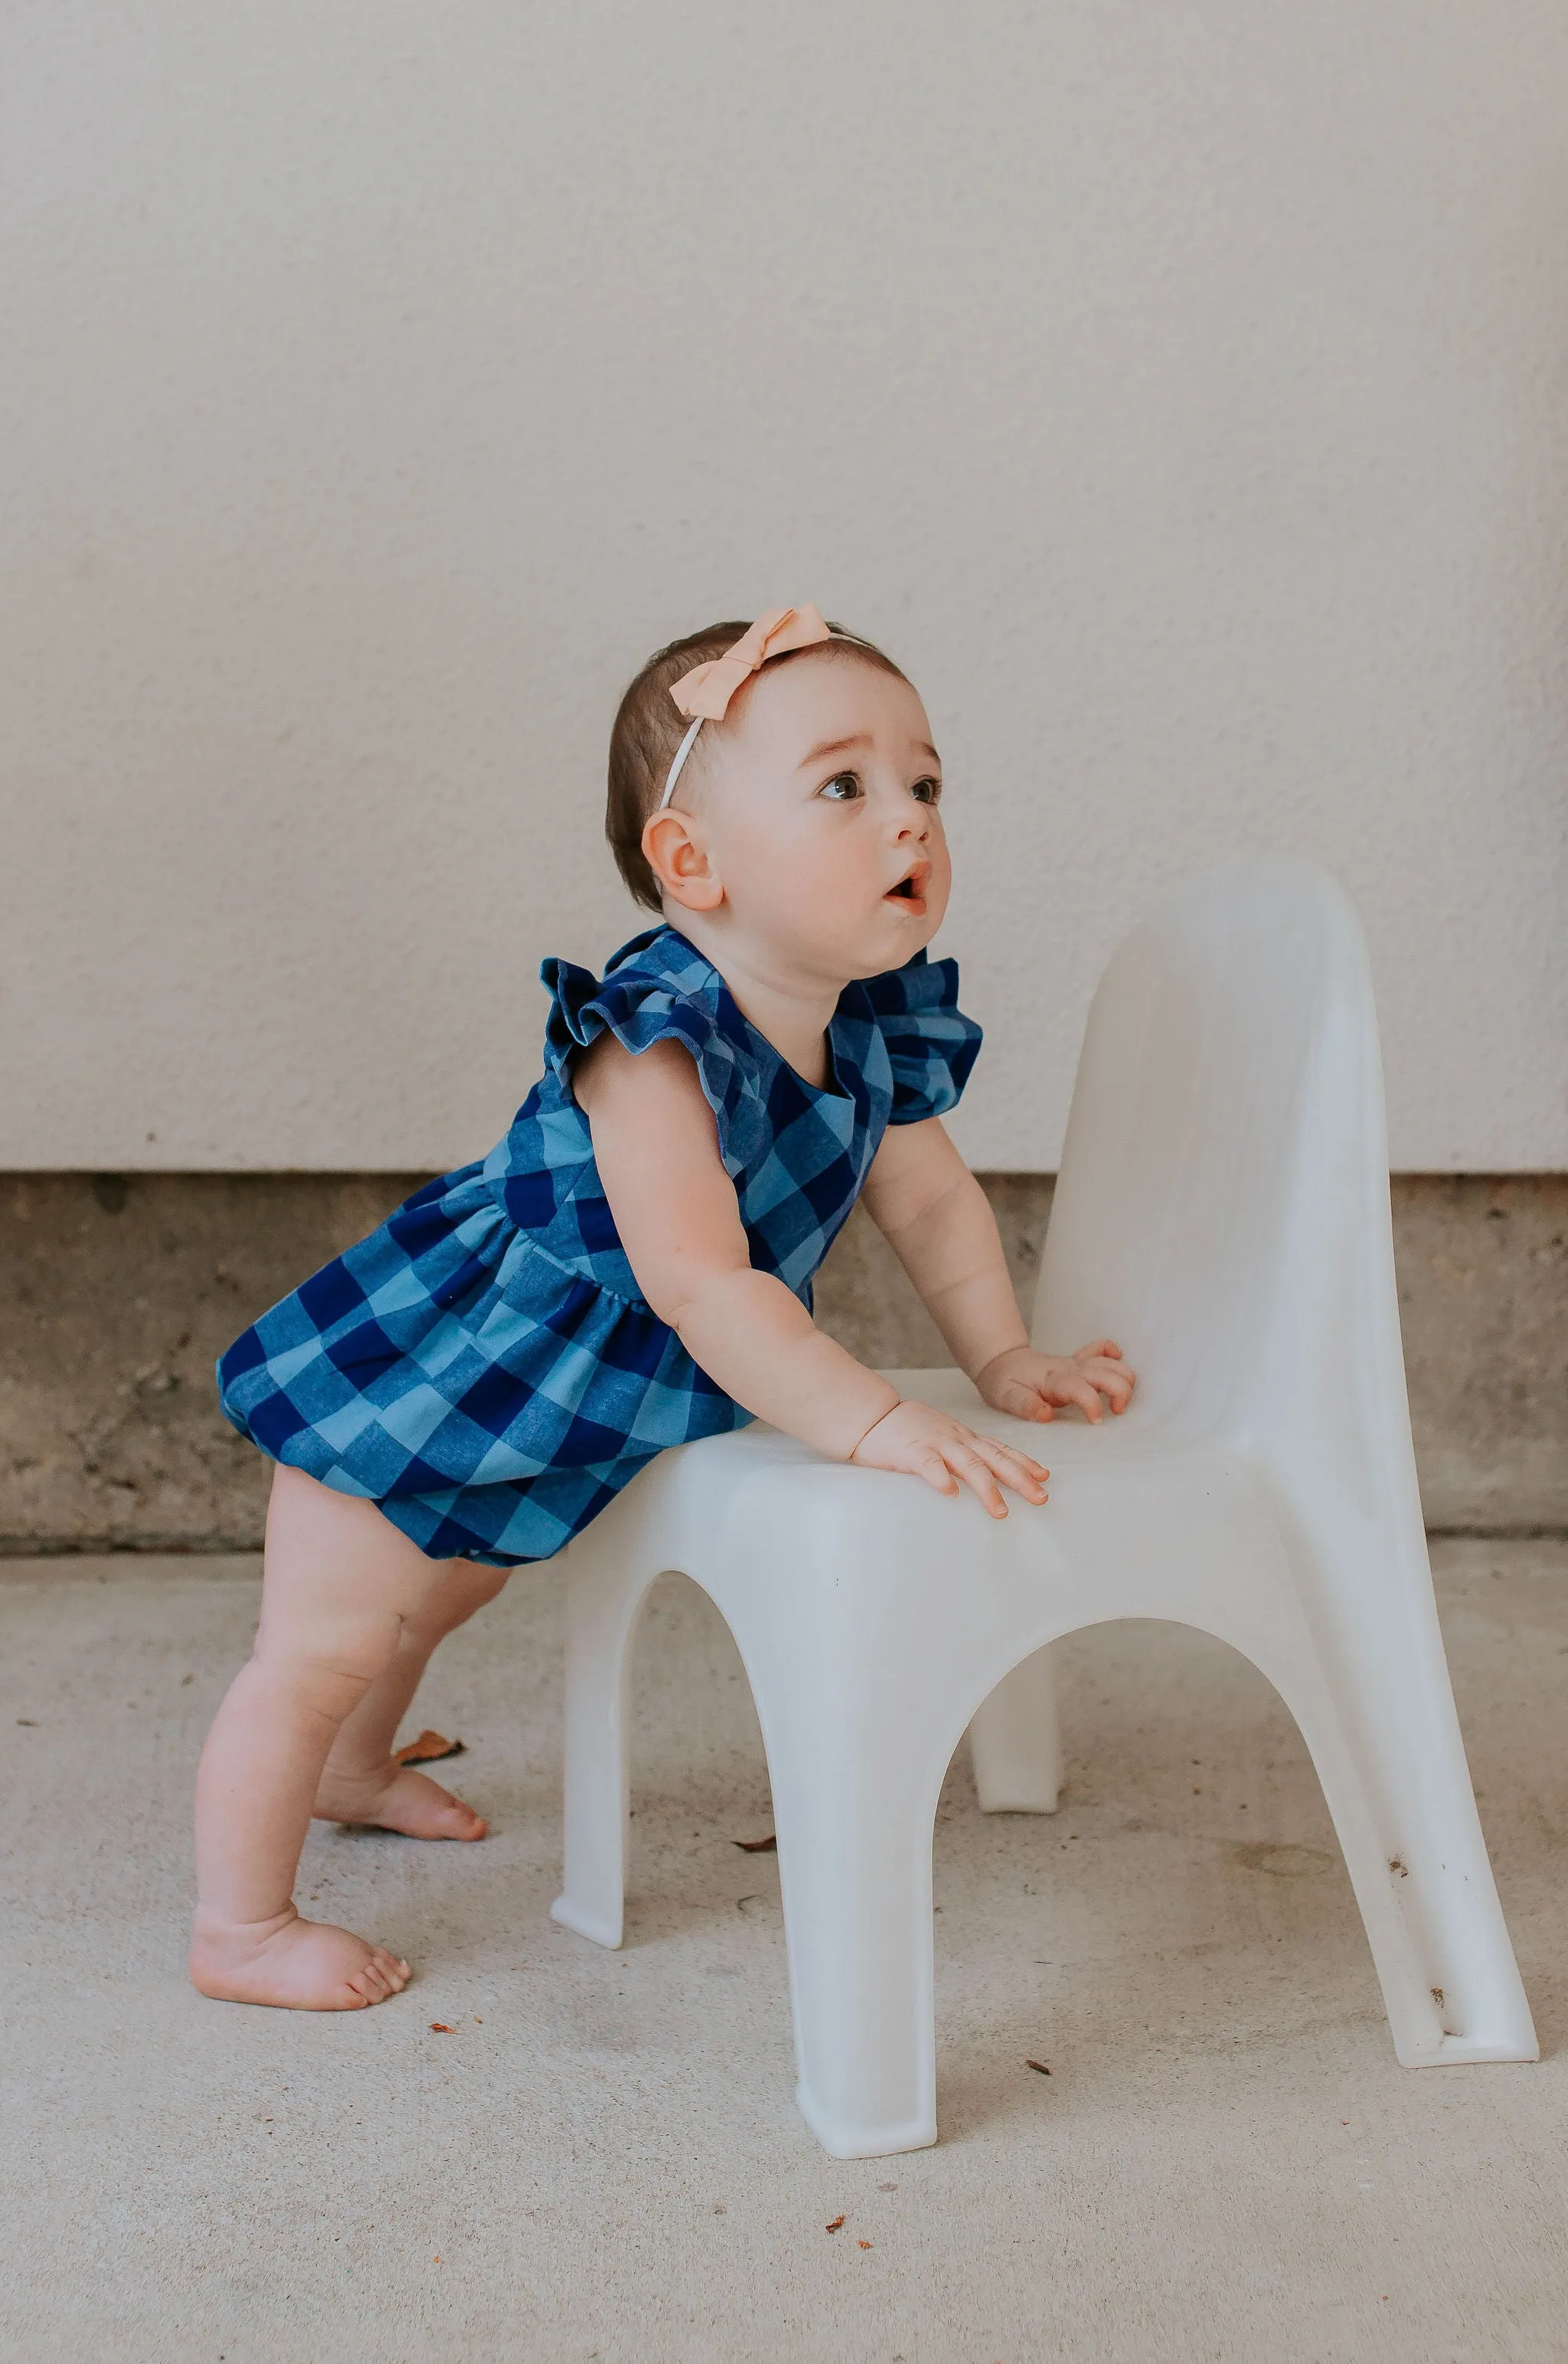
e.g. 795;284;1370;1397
485;923;982;1306
217;924;982;1567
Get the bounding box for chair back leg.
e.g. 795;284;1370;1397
550;1536;664;1952
1257;1507;1539;2065
969;1645;1063;1813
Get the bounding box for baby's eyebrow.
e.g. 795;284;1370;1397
799;733;871;767
798;734;942;769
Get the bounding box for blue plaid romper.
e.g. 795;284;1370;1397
217;923;982;1567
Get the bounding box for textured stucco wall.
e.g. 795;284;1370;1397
2;1172;1562;1551
2;3;1566;1175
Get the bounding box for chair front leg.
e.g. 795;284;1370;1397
755;1684;946;2159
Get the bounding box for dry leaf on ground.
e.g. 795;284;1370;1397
825;2215;845;2233
732;1834;777;1853
1026;2058;1051;2075
394;1730;466;1766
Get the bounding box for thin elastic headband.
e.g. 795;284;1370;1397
658;714;707;809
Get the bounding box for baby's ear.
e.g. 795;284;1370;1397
641;807;724;912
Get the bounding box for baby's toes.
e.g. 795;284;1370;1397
371;1769;488;1841
439;1797;487;1840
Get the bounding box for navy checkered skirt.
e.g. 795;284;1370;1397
217;924;982;1565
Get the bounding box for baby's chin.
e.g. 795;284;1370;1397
711;881;946;982
808;897;945;981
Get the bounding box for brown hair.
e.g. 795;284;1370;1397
605;618;910;912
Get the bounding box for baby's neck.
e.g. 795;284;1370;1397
663;911;842;1090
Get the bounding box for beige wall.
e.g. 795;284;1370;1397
3;2;1565;1173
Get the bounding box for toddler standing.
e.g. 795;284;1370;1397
195;604;1134;2010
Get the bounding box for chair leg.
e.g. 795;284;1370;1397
1257;1543;1538;2068
756;1685;946;2159
969;1645;1063;1813
549;1542;658;1952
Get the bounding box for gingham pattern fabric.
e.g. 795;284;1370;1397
217;924;982;1567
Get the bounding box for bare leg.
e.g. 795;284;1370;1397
312;1557;509;1839
190;1464;487;2012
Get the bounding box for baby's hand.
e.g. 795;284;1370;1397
851;1401;1050;1519
974;1341;1136;1425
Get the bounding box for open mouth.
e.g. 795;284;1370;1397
884;860;931;911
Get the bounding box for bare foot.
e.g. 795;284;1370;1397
312;1761;488;1840
190;1906;411;2011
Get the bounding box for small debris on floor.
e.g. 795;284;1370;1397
1026;2059;1051;2075
858;2238;873;2250
732;1833;777;1852
429;2022;455;2034
825;2214;845;2233
394;1730;466;1766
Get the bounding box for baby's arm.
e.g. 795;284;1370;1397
858;1117;1135;1424
574;1035;1050;1516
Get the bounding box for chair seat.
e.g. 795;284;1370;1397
619;1368;1274;1651
704;1362;1205;1471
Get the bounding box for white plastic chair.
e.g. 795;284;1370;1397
550;856;1537;2158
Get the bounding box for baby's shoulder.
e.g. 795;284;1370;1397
569;1025;709;1123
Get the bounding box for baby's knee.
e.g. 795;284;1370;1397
454;1560;511;1614
253;1607;406;1722
410;1558;510;1640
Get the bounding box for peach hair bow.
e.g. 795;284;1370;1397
658;603;832;808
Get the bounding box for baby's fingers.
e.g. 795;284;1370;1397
963;1431;1050;1507
991;1378;1056;1424
916;1447;961;1499
1057;1373;1112;1422
947;1440;1011;1519
1092;1362;1136;1411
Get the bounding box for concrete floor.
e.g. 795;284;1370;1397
1;1540;1563;2364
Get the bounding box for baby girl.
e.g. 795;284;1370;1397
194;604;1135;2011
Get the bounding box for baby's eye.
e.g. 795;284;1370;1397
818;772;864;803
910;776;942;806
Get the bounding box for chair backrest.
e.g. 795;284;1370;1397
1033;856;1416;1494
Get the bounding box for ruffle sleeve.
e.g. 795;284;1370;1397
857;948;983;1123
538;936;771;1175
